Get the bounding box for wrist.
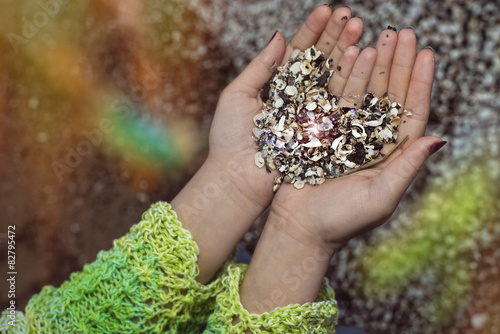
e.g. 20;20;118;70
205;153;269;209
171;155;270;283
240;210;337;313
270;199;343;256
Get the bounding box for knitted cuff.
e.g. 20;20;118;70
0;310;28;334
22;202;228;333
205;264;339;333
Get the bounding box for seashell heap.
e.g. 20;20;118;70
253;46;406;191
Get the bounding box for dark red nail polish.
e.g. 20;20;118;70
268;30;278;44
429;141;447;155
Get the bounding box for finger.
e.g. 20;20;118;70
315;6;352;55
366;28;398;96
282;5;332;63
338;47;377;108
371;136;444;206
387;28;417;105
229;32;286;97
327;17;364;71
328;45;360;96
397;48;435;143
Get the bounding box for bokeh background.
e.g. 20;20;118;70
0;0;499;333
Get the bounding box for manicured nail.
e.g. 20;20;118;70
268;30;278;44
429;141;447;155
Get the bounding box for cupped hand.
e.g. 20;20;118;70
207;5;363;210
270;28;443;253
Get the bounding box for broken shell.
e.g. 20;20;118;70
289;49;300;60
305;47;319;61
274;97;284;108
290;61;301;74
293;180;305;189
254;152;265;168
267;156;276;170
303;137;322;148
344;160;356;169
378;128;393;141
305;169;317;177
364;115;386;127
331;136;344;151
285;85;298;96
253;113;266;127
317;98;332;112
252;128;262;138
282;128;294;142
275;79;286;90
325;58;333;69
274;116;286;132
306;102;317;111
300;60;313;75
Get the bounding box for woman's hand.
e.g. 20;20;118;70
270;27;442;254
240;27;444;313
171;5;364;283
208;5;364;211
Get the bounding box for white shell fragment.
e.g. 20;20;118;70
254;152;265;168
253;46;403;191
285;85;298;96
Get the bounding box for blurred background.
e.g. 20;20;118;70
0;0;498;333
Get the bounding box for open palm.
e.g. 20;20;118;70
270;28;442;250
207;5;364;209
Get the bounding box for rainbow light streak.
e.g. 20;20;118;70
103;104;182;171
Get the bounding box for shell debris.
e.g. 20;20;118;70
253;46;404;191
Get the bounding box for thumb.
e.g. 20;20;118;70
229;31;286;97
373;136;446;203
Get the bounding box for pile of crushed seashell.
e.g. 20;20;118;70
253;46;407;191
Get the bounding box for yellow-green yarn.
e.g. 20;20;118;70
8;202;228;333
204;264;338;334
0;311;28;334
1;201;340;333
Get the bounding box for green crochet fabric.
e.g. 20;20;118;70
1;202;228;333
1;202;339;334
205;264;338;333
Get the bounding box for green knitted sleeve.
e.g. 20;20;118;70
204;264;339;333
1;202;229;333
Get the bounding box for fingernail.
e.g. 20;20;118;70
405;26;415;31
268;30;278;44
322;3;333;10
356;16;364;22
429;141;447;155
425;46;435;53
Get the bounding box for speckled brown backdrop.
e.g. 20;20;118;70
0;1;499;333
